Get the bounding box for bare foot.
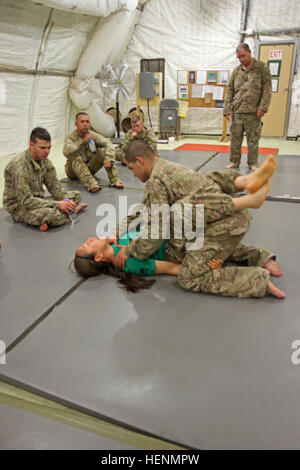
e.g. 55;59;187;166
246;156;276;193
75;203;88;213
226;163;239;169
90;185;101;193
114;181;124;189
263;258;282;277
267;280;285;298
39;223;48;231
249;182;270;208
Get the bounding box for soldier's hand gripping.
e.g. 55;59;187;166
58;199;77;214
113;245;129;269
103;160;112;169
207;259;223;270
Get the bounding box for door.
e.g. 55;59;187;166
259;43;294;137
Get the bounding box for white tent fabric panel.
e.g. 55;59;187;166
30;0;136;18
0;73;34;155
39;10;98;71
247;0;300;31
30;76;71;143
0;0;50;70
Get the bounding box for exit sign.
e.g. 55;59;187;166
269;50;282;59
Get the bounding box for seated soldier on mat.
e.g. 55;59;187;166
63;112;124;192
3;127;88;232
73;150;285;299
115;115;157;164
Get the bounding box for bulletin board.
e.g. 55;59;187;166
177;69;230;108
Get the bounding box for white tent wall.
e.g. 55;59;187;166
120;0;300;137
1;0;300;160
0;0;98;157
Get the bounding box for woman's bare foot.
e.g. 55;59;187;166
247;156;276;193
267;280;285;298
114;181;124;189
248;182;270;208
263;258;282;276
39;223;48;231
90;185;101;193
75;203;88;213
235;155;276;191
226;162;239;169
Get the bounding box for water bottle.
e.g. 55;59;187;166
64;198;78;225
89;138;96;153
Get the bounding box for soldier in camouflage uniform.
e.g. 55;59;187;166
3;127;87;231
112;142;284;299
116;115;157;163
63;112;124;192
224;43;272;171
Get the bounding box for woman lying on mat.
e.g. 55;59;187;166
74;230;222;292
73;228;285;298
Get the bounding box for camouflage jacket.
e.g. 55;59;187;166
224;58;272;115
121;126;157;153
115;158;250;260
63;130;115;163
3;149;69;215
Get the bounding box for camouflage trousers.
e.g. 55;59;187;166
12;191;81;227
230;112;262;167
178;232;270;298
65;150;122;191
115;147;125;162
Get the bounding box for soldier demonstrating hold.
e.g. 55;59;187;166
112;141;284;299
224;43;272;171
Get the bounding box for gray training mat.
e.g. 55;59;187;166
87;151;214;190
1;201;299;449
0;404;139;450
160;149;212;170
199;153;300;198
0;188;141;346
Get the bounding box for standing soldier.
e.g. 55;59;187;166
3;127;87;231
63;112;124;192
224;43;272;171
116;115;157;163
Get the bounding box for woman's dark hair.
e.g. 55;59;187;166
73;255;155;293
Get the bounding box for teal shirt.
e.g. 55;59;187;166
112;232;166;276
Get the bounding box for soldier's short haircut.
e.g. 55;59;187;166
76;111;89;121
30;127;51;143
236;43;251;53
131;115;142;125
125;140;155;163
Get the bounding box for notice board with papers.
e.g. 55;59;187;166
177;69;230;108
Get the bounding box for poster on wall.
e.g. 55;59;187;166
217;70;230;85
268;60;281;77
189;71;196;83
272;79;279;93
207;72;217;83
197;70;206;84
178;85;189;99
177;70;188;84
191;85;202;98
